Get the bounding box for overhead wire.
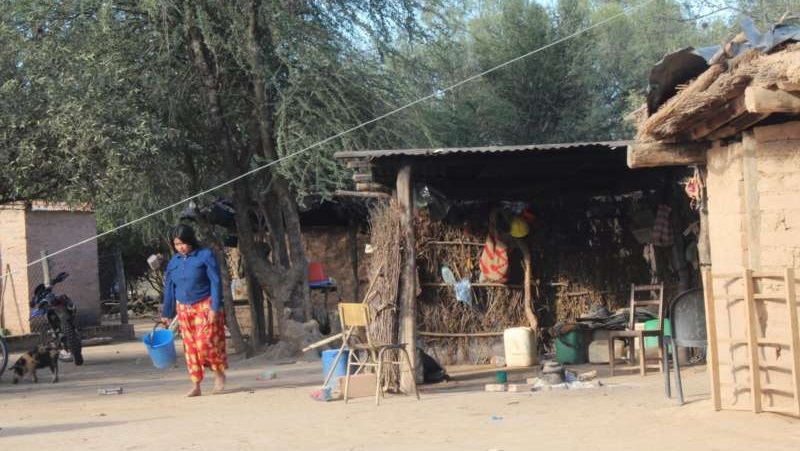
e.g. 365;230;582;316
0;0;658;281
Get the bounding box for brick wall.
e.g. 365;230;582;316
705;121;800;412
25;210;101;327
0;205;31;334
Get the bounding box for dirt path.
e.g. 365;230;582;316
1;331;798;451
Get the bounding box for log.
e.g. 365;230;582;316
627;141;709;169
745;87;800;114
397;163;420;390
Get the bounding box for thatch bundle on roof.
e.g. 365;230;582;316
637;43;800;143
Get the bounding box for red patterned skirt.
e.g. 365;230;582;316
176;297;227;383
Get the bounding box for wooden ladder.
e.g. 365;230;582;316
703;268;800;417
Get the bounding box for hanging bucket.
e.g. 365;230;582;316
143;324;177;369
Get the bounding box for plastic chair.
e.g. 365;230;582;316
338;303;420;405
608;284;665;376
662;288;706;404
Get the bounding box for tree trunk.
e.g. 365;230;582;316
186;17;308;345
214;246;251;357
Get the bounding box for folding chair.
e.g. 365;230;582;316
338;302;420;405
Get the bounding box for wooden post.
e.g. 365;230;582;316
743;269;762;413
784;268;800;417
515;239;538;330
41;250;51;287
697;167;712;268
702;269;721;411
397;163;419;391
114;249;129;325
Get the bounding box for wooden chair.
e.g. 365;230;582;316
608;284;665;376
338;302;420;405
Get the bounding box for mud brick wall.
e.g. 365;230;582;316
706;122;800;273
0;205;32;334
705;121;800;413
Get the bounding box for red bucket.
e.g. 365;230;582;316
308;262;327;283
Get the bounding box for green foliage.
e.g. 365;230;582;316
1;0;789;258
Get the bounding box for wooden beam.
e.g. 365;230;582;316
351;173;373;183
397;163;419;391
686;96;747;141
707;112;769;140
334;190;391;199
777;80;800;92
355;182;390;193
345;160;373;169
627;141;709;169
752;121;800;143
419;331;504;338
745;87;800;114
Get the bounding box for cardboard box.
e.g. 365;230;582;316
337;373;377;398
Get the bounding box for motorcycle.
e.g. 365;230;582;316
29;272;84;365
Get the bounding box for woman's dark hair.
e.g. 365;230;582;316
170;224;200;250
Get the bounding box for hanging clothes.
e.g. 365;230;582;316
479;233;509;283
651;204;674;247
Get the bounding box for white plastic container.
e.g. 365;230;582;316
503;327;538;367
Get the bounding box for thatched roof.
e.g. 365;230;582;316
635;25;800;143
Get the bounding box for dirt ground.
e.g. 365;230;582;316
1;323;799;451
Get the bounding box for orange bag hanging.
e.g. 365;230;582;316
479;214;509;283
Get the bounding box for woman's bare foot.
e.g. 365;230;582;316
213;371;226;394
187;383;202;397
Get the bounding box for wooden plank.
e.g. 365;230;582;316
345;160;373;169
703;269;722;411
744;87;800;114
743;269;762;413
712;272;744;279
419;331;504;338
626;141;708;169
752;293;788;300
355;182;390;193
707;112;769;140
352;173;373;183
784;268;800;417
397;163;419;391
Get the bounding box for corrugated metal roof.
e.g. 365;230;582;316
334;140;630;160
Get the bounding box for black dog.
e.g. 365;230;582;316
11;345;60;384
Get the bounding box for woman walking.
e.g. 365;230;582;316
161;224;227;397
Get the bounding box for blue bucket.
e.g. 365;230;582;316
321;349;350;388
144;325;177;369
